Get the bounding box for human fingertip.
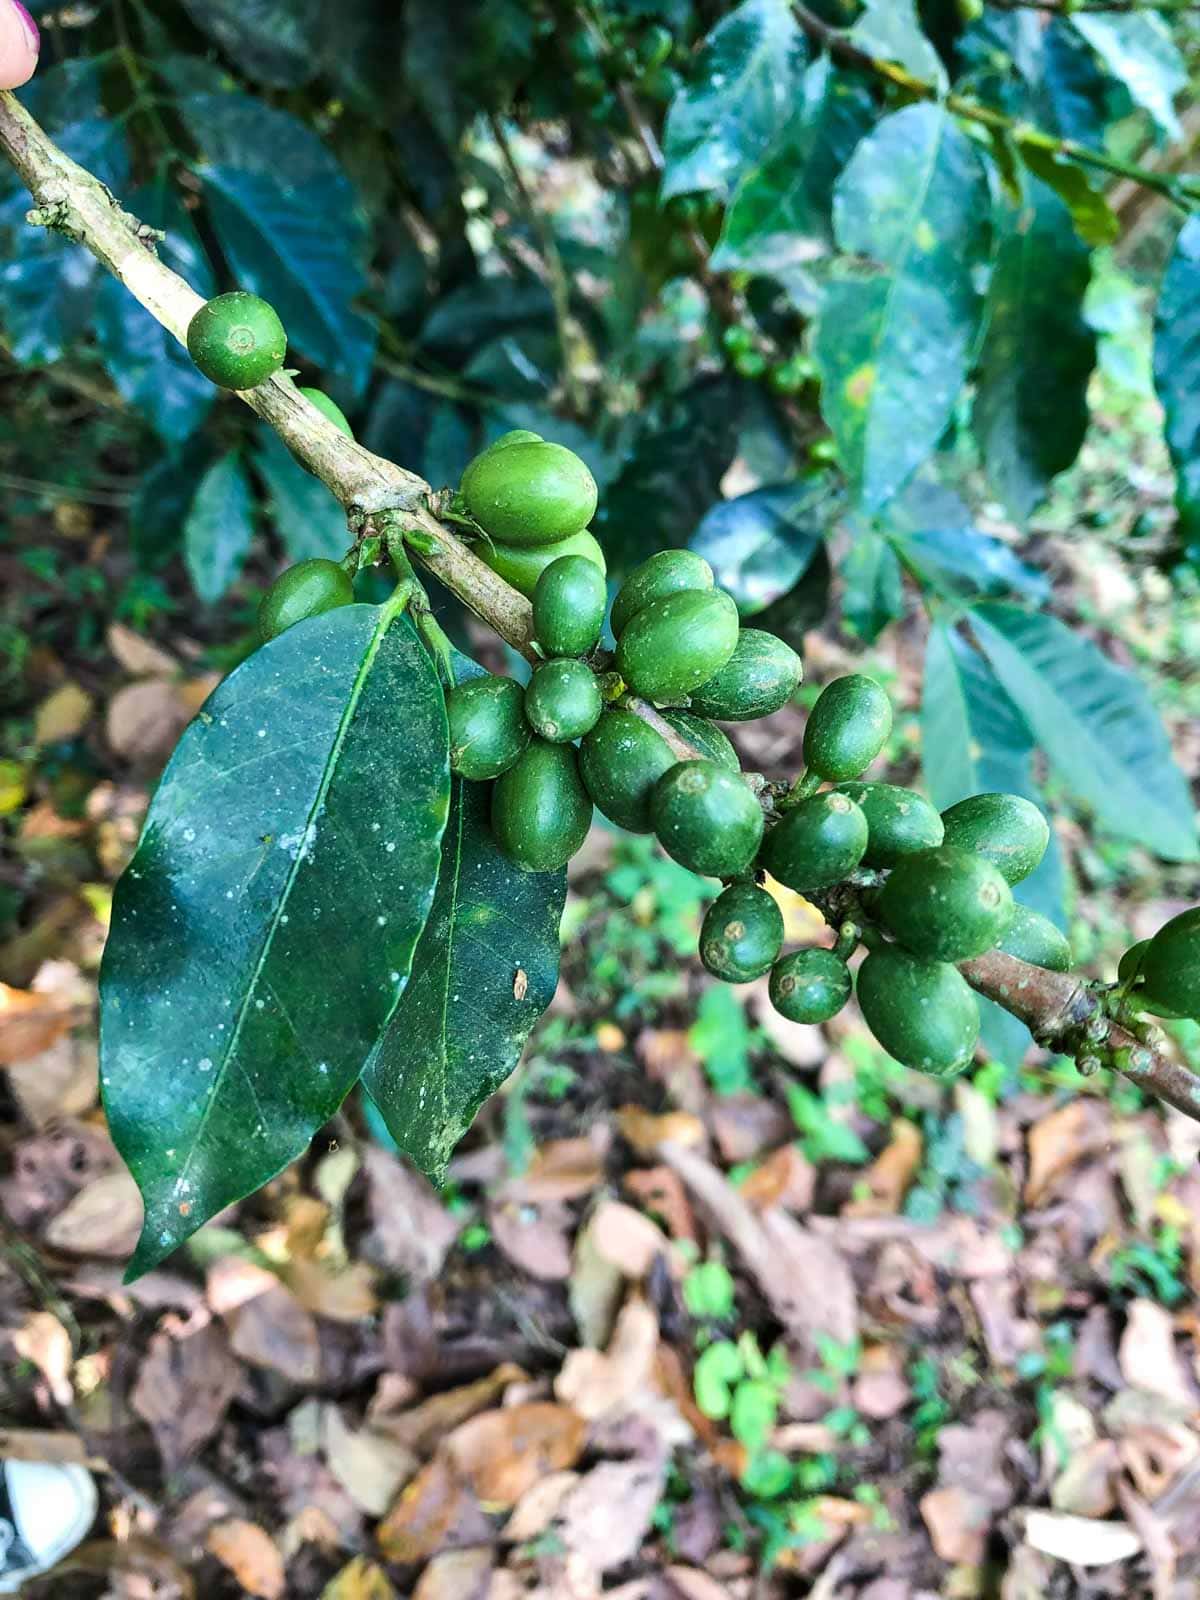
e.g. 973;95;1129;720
11;1;39;53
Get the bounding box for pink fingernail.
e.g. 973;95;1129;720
11;1;40;51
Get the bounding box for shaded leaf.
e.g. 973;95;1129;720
816;105;991;511
179;0;320;87
1041;18;1117;146
130;437;215;570
1015;143;1117;248
184;452;255;604
100;605;450;1276
849;0;946;88
689;477;836;615
841;529;904;644
253;429;349;563
1071;13;1186;140
974;177;1095;521
970;603;1197;860
713;60;875;279
661;0;806;202
883;480;1049;599
363;655;564;1180
1153;215;1200;549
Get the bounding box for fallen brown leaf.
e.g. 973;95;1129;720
360;1146;462;1278
106;679;193;762
283;1256;380;1323
738;1144;814;1213
444;1403;587;1509
504;1135;607;1203
320;1557;397;1600
0;982;76;1065
489;1197;573;1281
556;1458;666;1573
225;1280;321;1385
1022;1509;1142;1566
34;682;93;746
107;622;179;677
665;1568;732;1600
411;1547;494;1600
132;1315;242;1473
1119;1299;1196;1410
621;1168;695;1242
43;1169;143;1258
206;1519;285;1600
322;1403;417;1516
501;1470;579;1543
377;1456;471;1565
555;1297;659;1421
843;1120;922;1218
12;1311;74;1406
4;1032;97;1127
919;1485;990;1566
616;1105;705;1156
1025;1100;1111;1206
368;1364;526;1455
1051;1440;1119;1518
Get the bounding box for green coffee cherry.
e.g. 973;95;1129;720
769;948;852;1024
579;709;677;833
298;386;353;438
461;440;598;548
1140;907;1200;1019
187;292;287;389
611;550;714;638
878;844;1015;962
856;946;980;1077
491;741;592;872
688;630;803;722
524;659;603;744
761;792;868;893
616;589;740;703
258;559;354;643
478;529;607;599
662;710;738;770
533;554;607;657
651;760;764;878
733;349;767;380
489;429;544;449
700;883;784;983
447;675;530;781
832;782;944;868
940;793;1050;886
803;675;893;781
996;904;1072;972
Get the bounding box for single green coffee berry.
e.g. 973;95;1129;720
802;674;893;781
447;675;530;781
1140;907;1200;1019
651;760;764;879
688;630;803;722
533;554;607;657
662;710;739;771
878;844;1015;962
524;658;603;743
258;559;354;643
579;709;678;832
491;740;593;872
298;386;353;438
187;292;287;389
460;440;598;547
768;948;852;1024
940;793;1050;886
478;529;606;599
610;549;714;638
996;904;1073;972
856;946;980;1077
832;782;944;868
761;792;868;893
700;883;784;983
489;429;544;449
616;589;739;703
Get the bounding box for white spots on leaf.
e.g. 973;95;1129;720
278;823;317;862
198;1058;214;1072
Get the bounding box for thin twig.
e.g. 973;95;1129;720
487;112;587;415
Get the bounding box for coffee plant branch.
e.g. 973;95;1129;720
2;88;1198;1124
988;1;1200;12
789;2;1200;206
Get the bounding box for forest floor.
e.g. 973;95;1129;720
2;303;1200;1600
